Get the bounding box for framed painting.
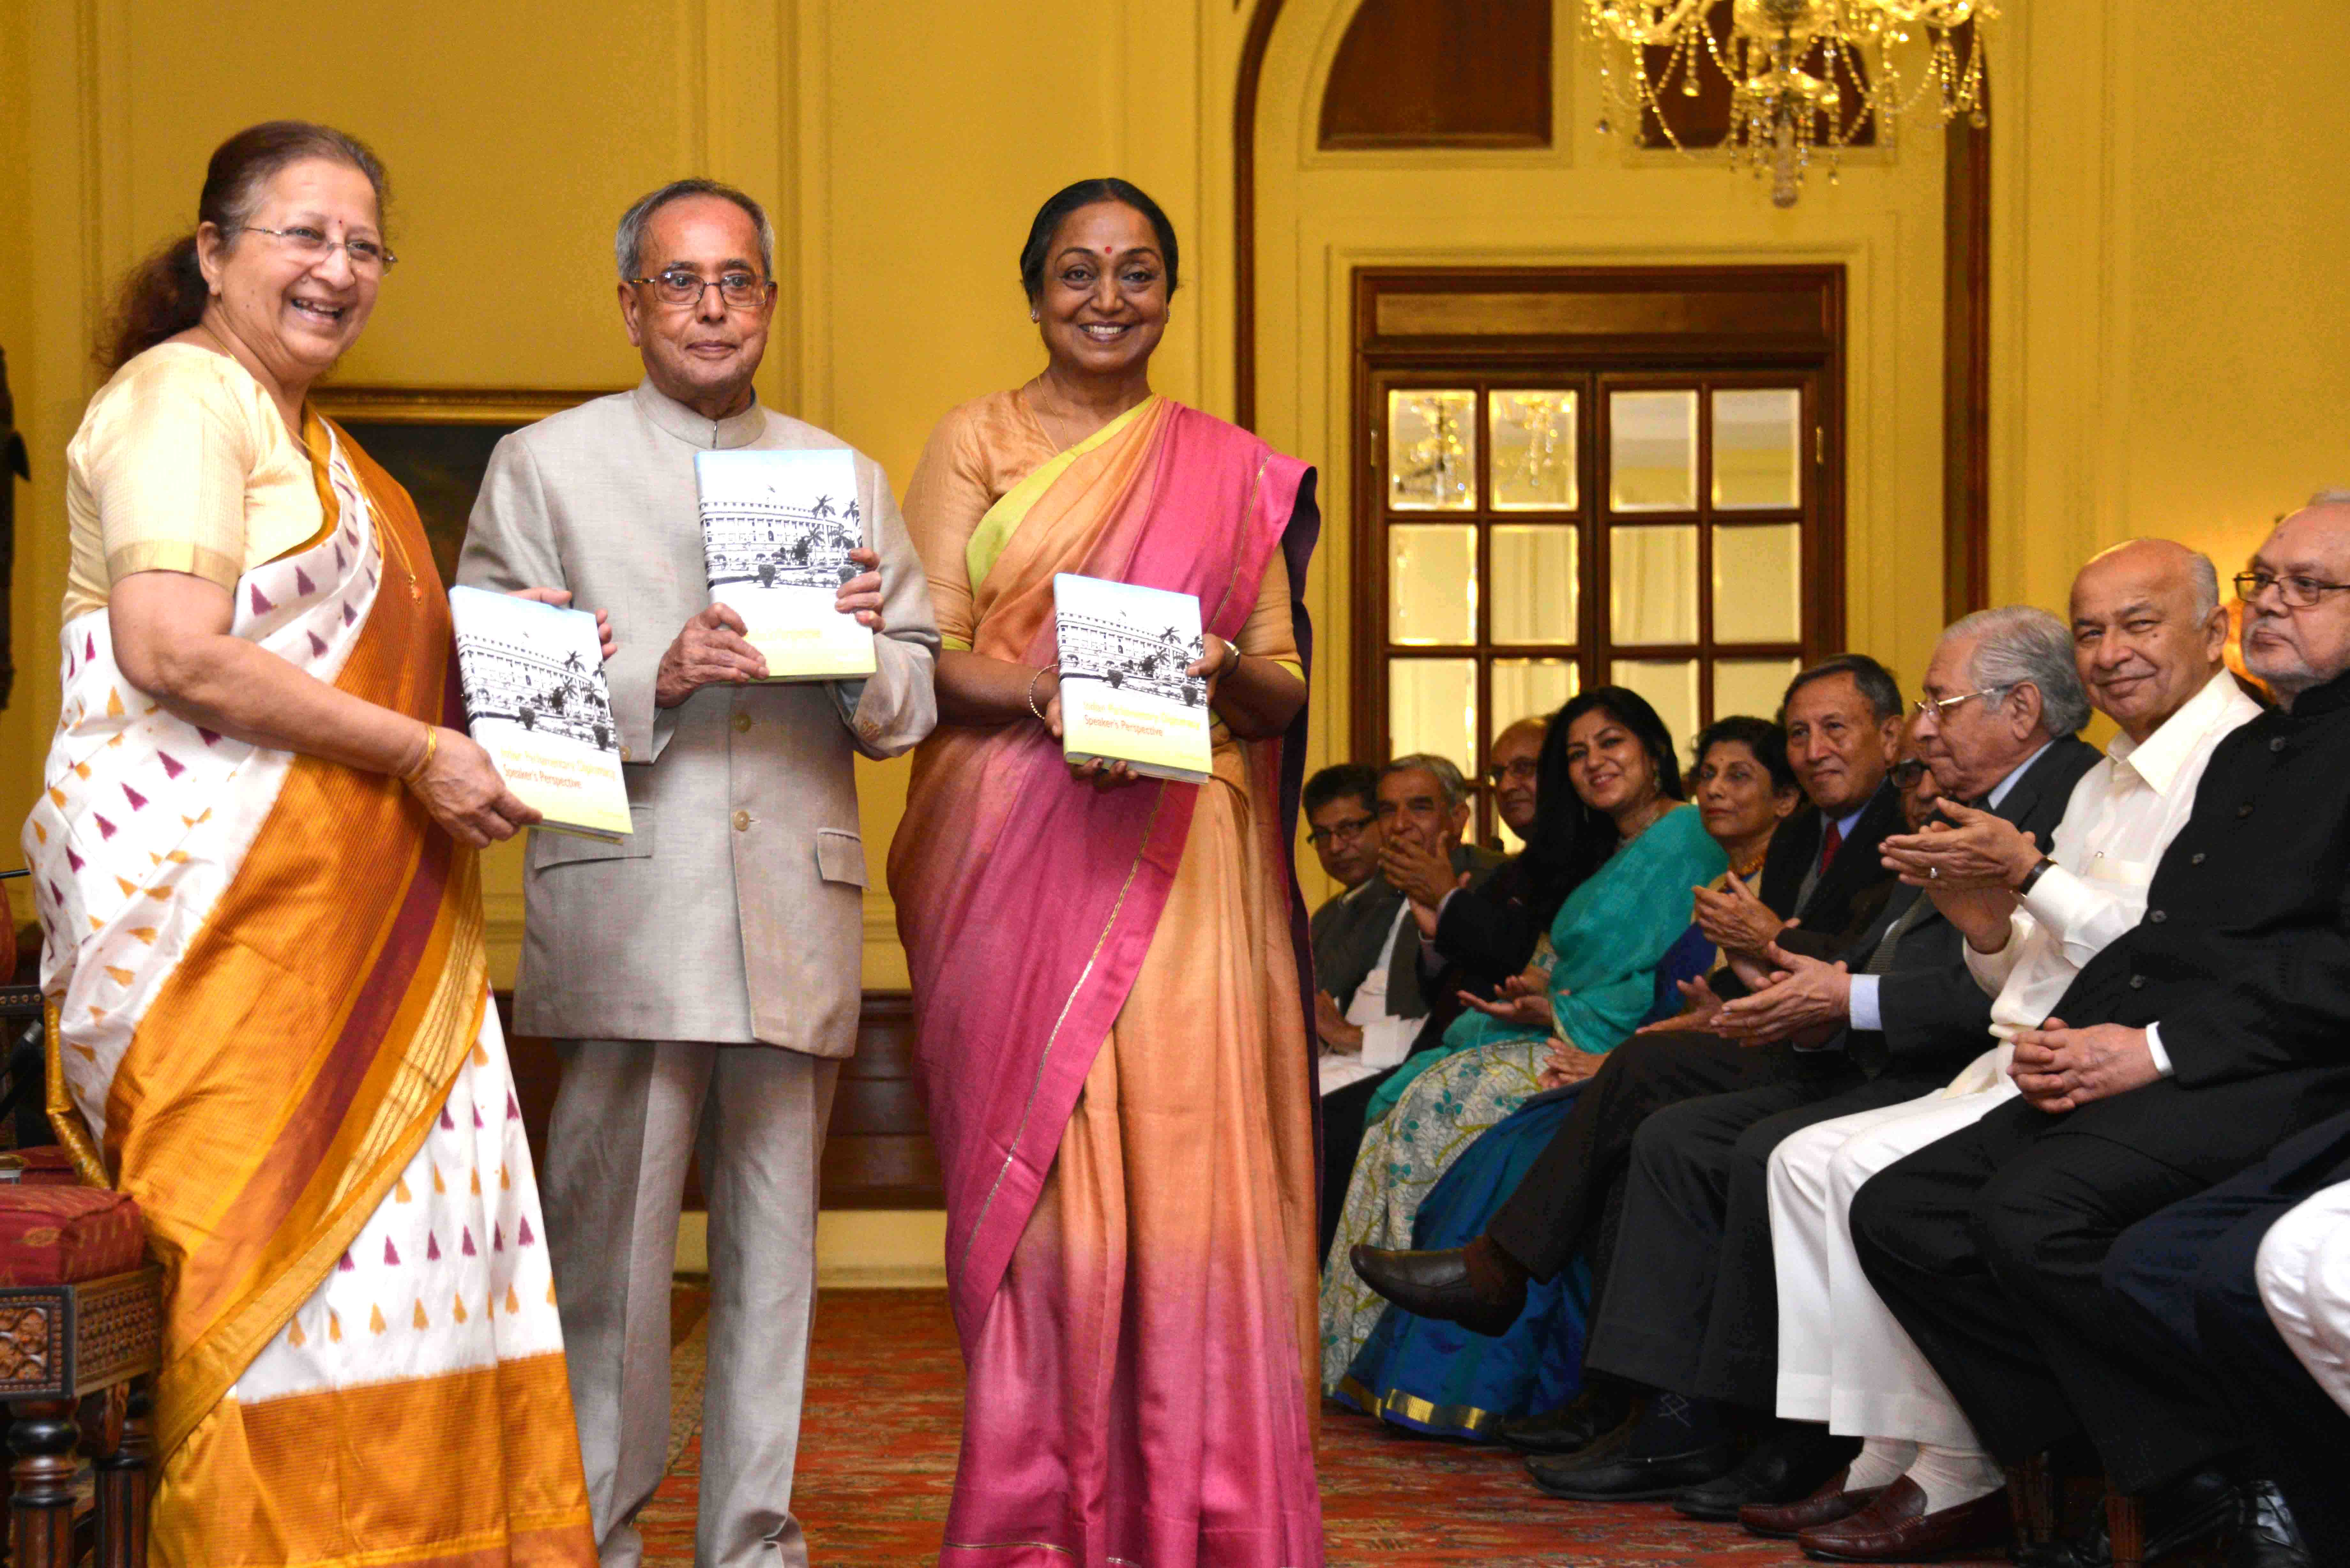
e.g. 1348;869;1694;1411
311;386;620;586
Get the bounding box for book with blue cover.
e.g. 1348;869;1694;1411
692;447;880;681
1052;573;1213;784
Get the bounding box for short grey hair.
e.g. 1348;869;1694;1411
614;178;775;279
2309;489;2350;506
1945;605;2093;736
1381;753;1470;812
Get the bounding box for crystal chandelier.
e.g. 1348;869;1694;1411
1584;0;1995;207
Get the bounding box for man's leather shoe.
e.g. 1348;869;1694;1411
1348;1243;1524;1337
2013;1467;2242;1568
2227;1481;2313;1568
1740;1471;1885;1539
1674;1425;1860;1520
1526;1443;1736;1502
1495;1384;1634;1456
1796;1477;2011;1562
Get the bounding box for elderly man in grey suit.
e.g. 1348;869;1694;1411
458;178;937;1568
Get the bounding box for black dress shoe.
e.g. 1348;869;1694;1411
1526;1442;1736;1502
1348;1242;1525;1337
2012;1467;2243;1568
2226;1481;2313;1568
1496;1384;1635;1456
1674;1426;1861;1521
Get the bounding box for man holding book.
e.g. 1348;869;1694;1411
457;178;938;1568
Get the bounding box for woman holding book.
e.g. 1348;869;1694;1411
17;122;595;1568
890;178;1323;1565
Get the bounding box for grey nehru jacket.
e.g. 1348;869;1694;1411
457;380;940;1056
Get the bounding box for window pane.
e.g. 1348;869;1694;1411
1712;388;1803;510
1389;658;1478;777
1713;657;1803;724
1712;523;1803;643
1388;524;1478;646
1492;658;1578;738
1491;390;1578;510
1491;525;1578;645
1609;389;1698;511
1610;658;1700;759
1610;524;1699;645
1388;389;1477;511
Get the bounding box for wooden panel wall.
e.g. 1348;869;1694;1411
502;990;940;1211
1318;0;1550;149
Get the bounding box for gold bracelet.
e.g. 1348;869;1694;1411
401;724;438;785
1027;666;1059;723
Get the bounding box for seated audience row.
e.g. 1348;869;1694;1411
1307;498;2350;1566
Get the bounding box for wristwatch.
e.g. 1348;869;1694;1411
2016;855;2057;897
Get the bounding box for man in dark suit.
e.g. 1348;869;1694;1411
1848;498;2350;1568
1347;654;1914;1440
1305;762;1391;1009
1546;608;2101;1514
1315;753;1504;1253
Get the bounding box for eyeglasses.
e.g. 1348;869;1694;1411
1913;684;2014;721
1888;759;1931;790
239;224;396;275
1485;758;1540;787
1306;813;1377;848
2234;570;2350;609
628;269;776;311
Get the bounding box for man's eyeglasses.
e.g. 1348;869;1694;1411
1306;813;1376;848
1485;758;1539;787
239;224;396;275
628;269;776;311
1888;759;1931;790
1913;684;2014;721
2234;570;2350;609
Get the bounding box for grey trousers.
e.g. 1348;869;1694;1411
543;1041;839;1568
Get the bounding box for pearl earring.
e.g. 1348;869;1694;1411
1030;309;1039;322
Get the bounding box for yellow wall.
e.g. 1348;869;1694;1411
8;0;2350;961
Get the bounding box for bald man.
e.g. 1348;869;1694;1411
1753;539;2257;1560
1842;514;2350;1565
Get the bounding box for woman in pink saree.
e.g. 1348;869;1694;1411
890;180;1324;1566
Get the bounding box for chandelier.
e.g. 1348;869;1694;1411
1583;1;1995;207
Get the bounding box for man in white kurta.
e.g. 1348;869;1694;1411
458;181;938;1568
1761;540;2257;1524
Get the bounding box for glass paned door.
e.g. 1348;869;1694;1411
1366;370;1822;842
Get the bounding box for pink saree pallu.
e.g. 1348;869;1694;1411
891;398;1324;1568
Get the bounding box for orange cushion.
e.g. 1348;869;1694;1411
0;1185;146;1285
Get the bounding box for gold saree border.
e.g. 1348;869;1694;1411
103;433;486;1462
963;396;1158;602
1332;1373;1504;1438
154;1352;594;1568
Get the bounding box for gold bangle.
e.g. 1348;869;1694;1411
1026;666;1056;724
401;724;439;785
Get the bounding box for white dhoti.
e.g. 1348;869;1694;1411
1770;1045;2018;1447
2255;1177;2350;1415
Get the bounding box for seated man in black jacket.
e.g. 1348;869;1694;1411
1850;499;2350;1568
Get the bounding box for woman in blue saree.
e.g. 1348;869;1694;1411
1330;715;1800;1436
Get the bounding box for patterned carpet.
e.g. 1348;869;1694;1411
638;1286;2002;1565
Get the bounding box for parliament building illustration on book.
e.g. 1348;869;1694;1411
1058;609;1207;708
456;630;618;752
701;488;862;592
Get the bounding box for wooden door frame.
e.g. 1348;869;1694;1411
1347;264;1846;775
1231;0;1990;621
